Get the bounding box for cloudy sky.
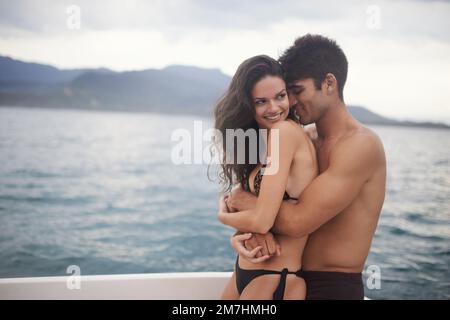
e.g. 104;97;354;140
0;0;449;123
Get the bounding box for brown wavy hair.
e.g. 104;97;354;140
213;55;298;193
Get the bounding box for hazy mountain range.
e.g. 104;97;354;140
0;55;448;129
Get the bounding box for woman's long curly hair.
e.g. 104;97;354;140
213;55;298;193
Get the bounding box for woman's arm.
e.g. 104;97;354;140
218;121;299;234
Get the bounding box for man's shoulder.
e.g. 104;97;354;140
332;126;385;168
338;126;383;151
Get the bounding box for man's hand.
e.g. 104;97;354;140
304;125;318;140
219;195;228;213
219;194;236;213
227;187;257;212
230;232;281;264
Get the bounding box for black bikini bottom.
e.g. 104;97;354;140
235;256;304;300
302;270;364;300
235;257;364;300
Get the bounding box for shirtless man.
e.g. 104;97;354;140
223;34;386;299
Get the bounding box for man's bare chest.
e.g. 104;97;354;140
316;140;334;173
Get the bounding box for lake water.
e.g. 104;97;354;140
0;106;449;299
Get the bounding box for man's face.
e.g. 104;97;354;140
288;78;327;125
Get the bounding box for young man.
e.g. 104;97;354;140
223;34;386;299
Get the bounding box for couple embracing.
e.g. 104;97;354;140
214;34;386;300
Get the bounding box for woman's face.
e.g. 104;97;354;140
252;76;289;129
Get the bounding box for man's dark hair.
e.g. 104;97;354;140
279;34;348;100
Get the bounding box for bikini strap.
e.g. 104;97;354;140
294;269;305;278
272;268;289;300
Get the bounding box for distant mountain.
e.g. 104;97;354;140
347;106;396;125
0;55;229;116
0;55;112;84
66;65;230;115
348;106;450;129
0;55;448;129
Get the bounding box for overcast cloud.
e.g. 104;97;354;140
0;0;449;122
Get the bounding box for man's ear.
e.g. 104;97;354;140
323;73;337;94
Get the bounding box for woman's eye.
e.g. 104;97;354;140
255;100;266;106
277;93;287;100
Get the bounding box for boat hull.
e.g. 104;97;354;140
0;272;232;300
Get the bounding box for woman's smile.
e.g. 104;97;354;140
263;111;284;121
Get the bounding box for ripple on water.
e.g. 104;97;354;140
1;109;449;299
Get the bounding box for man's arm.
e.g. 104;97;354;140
271;134;382;238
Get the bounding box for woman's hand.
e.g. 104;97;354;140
230;232;281;264
230;233;271;263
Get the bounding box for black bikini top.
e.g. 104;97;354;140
246;164;297;201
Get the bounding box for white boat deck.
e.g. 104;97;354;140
0;272;232;300
0;272;371;300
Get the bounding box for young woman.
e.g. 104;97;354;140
214;55;318;300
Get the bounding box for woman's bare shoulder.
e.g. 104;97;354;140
269;120;304;151
271;119;305;136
